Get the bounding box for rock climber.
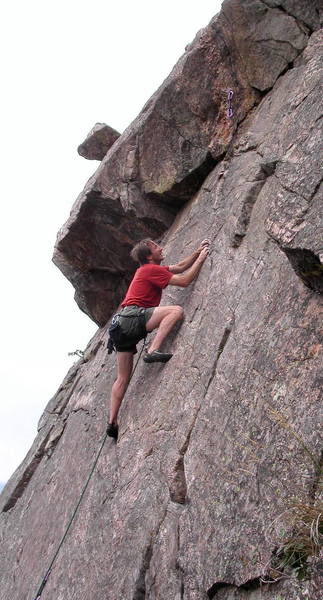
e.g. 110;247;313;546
106;238;210;439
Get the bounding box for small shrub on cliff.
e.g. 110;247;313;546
273;502;322;580
68;349;84;358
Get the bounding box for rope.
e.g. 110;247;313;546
33;338;147;599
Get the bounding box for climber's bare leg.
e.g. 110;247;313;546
145;305;183;353
109;351;133;425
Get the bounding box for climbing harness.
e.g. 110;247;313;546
227;89;234;118
108;307;147;354
33;338;147;599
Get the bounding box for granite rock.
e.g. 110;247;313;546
77;122;120;161
53;0;317;326
0;3;322;600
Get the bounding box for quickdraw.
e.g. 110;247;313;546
227;89;234;118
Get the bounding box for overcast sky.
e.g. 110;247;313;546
0;0;222;486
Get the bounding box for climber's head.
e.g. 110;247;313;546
130;239;164;265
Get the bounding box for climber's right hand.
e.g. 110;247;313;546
198;246;209;262
197;239;210;253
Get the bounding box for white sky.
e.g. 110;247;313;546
0;0;222;485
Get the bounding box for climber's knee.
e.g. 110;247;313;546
173;305;184;321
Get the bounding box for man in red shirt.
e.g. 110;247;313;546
107;238;209;438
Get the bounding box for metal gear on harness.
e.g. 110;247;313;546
107;307;147;353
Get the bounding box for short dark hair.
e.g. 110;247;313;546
130;239;152;265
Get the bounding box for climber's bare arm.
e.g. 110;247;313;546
168;246;209;286
169;239;210;274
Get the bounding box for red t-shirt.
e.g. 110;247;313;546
121;263;173;308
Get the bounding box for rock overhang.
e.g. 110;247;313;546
53;0;321;327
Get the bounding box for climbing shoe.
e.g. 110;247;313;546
143;350;173;363
106;423;118;440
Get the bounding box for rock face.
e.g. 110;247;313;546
53;0;320;326
1;2;322;600
77;122;120;161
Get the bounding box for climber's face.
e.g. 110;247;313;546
147;241;164;264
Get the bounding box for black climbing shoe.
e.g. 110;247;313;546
143;350;173;363
106;423;118;440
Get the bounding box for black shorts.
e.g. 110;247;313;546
109;305;155;353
